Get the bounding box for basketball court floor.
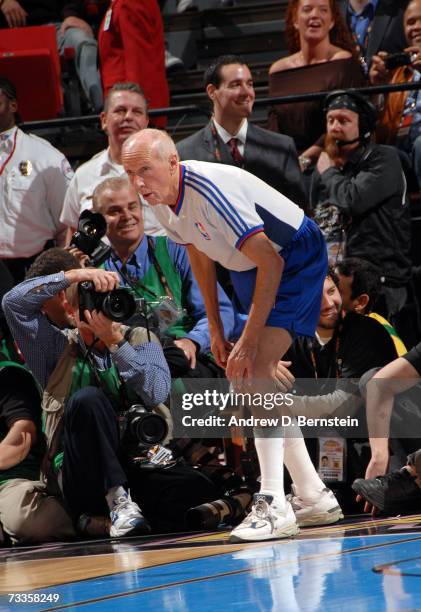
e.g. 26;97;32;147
1;514;421;611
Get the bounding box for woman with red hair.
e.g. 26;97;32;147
268;0;365;170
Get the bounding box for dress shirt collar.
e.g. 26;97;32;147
212;119;248;145
0;126;17;152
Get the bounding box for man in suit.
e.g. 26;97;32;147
339;0;408;71
176;55;307;210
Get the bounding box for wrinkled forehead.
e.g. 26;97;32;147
123;138;158;168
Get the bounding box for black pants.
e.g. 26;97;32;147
163;343;225;379
62;386;127;519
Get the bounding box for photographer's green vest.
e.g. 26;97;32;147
42;327;170;475
105;237;196;340
0;355;44;485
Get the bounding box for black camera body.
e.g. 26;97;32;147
78;280;137;323
119;404;168;454
384;52;413;70
71;210;112;267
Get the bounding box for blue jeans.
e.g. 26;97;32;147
54;22;103;111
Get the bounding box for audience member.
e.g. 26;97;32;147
335;257;407;356
0;77;72;283
60;82;164;242
339;0;408;73
281;270;401;507
0;0;103;111
284;270;399;407
2;265;171;537
177;55;307;208
268;0;365;167
310;90;412;325
87;176;235;378
370;0;421;190
98;0;169;128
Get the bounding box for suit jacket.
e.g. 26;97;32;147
339;0;408;68
176;121;308;211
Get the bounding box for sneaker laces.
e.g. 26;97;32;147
252;498;271;520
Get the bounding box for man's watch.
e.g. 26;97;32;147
108;338;127;354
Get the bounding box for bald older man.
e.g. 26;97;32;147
121;129;340;543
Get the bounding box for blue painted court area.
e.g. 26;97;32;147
2;532;421;611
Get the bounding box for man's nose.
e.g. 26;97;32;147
132;174;144;190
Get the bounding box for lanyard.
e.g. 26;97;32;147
0;129;17;177
309;332;343;380
210;120;245;169
111;238;175;302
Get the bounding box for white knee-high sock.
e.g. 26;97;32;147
284;429;325;502
254;435;286;511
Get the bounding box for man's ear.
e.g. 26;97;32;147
169;152;179;174
206;83;216;102
100;110;107;133
354;293;370;314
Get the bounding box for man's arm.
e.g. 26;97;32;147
0;420;34;470
81;309;171;406
169;241;234;354
318;146;405;217
2;273;71;387
226;232;284;381
365;357;421;479
186;243;231;367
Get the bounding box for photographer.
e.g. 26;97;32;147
2;266;171;537
0;263;75;544
370;0;421;188
72;176;235;379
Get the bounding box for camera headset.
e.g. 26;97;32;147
323;90;378;148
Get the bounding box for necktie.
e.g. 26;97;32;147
228;137;244;166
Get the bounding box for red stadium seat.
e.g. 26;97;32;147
0;25;63;121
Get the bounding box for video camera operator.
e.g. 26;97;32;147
69;176;235;379
2;265;171;537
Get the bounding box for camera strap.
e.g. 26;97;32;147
110;241;175;303
76;334;131;410
146;237;175;302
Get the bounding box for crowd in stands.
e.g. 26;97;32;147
1;0;421;545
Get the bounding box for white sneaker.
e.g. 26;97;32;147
228;493;299;543
287;486;344;527
176;0;195;12
109;494;151;538
165;49;185;72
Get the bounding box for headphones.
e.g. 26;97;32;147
323;90;378;139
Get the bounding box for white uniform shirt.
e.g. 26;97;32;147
60;147;165;236
0;127;72;258
152;160;304;272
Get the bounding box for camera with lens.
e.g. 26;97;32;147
384;52;415;70
71;210;112;267
78;280;137;323
185;488;253;530
119;404;169;456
